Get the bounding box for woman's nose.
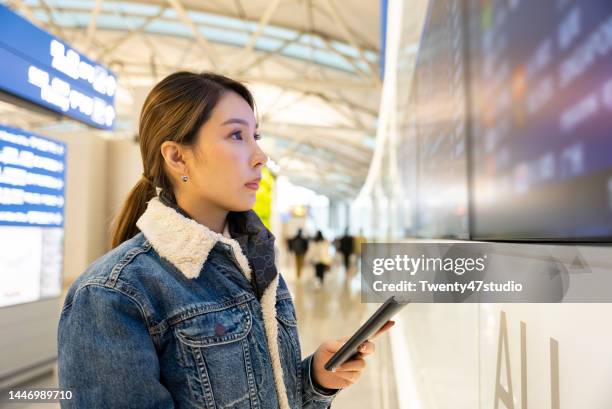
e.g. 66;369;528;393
250;144;268;168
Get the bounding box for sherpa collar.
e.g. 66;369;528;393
135;196;253;281
135;196;292;409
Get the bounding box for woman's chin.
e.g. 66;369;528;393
229;197;256;212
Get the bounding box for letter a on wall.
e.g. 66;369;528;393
495;311;515;409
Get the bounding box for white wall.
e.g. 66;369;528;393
389;244;612;409
105;138;143;238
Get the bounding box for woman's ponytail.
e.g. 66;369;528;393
110;176;156;248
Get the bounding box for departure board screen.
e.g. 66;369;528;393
0;125;65;307
413;0;469;239
468;0;612;240
0;5;117;129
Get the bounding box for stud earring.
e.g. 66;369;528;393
181;175;188;182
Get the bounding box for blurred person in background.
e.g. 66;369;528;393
57;71;389;408
288;228;309;279
339;228;354;274
353;229;366;274
308;230;332;288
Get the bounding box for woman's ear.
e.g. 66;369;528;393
160;141;189;180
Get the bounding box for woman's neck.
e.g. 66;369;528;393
175;194;228;234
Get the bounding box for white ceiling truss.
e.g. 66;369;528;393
1;0;384;199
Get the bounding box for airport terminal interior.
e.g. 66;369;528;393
1;0;612;408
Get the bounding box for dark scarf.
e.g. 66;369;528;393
158;190;277;300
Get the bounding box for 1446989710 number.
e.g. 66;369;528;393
4;389;73;402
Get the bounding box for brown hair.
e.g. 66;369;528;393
110;71;255;248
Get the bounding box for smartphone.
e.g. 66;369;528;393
324;296;409;372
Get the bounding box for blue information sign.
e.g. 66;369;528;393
0;5;116;129
0;124;66;228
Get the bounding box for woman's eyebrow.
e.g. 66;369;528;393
221;118;258;128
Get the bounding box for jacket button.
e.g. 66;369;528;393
215;322;226;336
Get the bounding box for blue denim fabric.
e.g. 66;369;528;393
58;233;337;408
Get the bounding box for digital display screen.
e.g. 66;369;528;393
468;0;612;240
395;78;418;236
0;124;66;307
413;0;469;239
0;5;116;129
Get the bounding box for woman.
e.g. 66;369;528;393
57;72;392;408
308;231;332;286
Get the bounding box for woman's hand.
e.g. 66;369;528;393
311;320;395;390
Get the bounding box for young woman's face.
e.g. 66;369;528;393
186;91;267;212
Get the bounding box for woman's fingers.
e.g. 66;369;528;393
371;320;395;340
313;321;397;389
357;340;375;356
323;334;378;365
322;338;348;355
329;369;361;388
334;357;366;372
337;372;361;388
331;320;393;355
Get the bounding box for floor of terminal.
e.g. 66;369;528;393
2;258;399;409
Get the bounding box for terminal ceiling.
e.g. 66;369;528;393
2;0;387;199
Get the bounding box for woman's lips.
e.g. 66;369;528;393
245;181;260;190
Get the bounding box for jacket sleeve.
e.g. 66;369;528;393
301;354;339;408
58;284;174;408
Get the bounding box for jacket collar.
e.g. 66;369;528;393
135;196;252;281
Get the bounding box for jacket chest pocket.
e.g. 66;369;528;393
174;303;256;409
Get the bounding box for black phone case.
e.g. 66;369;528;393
324;296;409;371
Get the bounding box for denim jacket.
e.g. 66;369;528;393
58;197;338;408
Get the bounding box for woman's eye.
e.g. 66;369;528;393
230;131;260;141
